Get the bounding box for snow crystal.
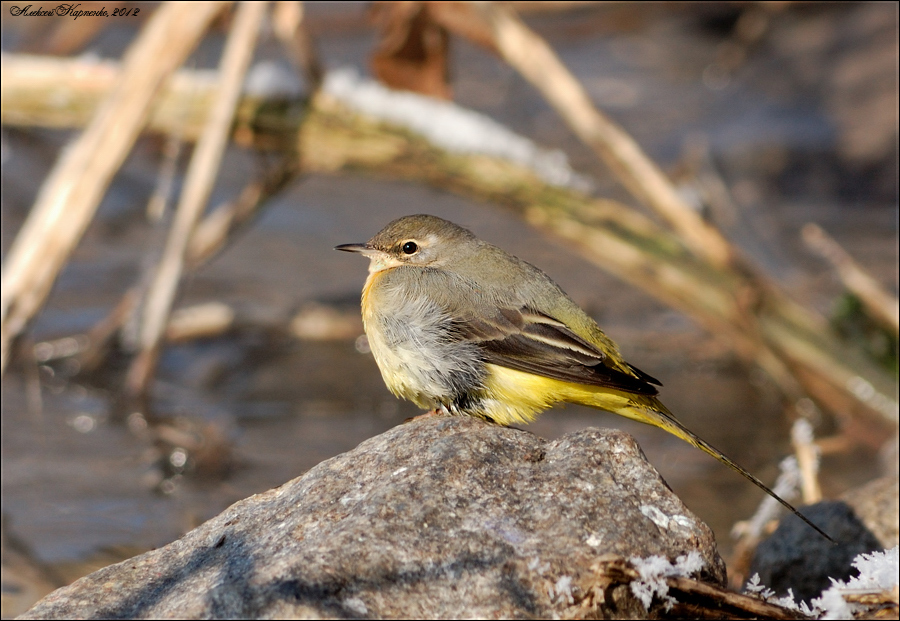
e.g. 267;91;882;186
746;546;899;620
629;552;704;610
846;546;899;590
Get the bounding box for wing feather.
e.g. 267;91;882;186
457;306;661;395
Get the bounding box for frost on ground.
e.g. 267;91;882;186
322;68;593;192
629;551;705;610
745;546;899;620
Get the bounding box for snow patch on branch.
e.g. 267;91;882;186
323;68;593;192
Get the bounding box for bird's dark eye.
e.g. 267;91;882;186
401;241;418;255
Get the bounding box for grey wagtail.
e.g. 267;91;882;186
336;214;832;542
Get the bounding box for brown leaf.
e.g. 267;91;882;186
369;1;452;99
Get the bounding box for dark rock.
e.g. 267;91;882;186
748;500;883;603
21;417;725;619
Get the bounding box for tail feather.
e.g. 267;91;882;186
627;403;835;544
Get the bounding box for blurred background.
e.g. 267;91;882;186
1;2;897;615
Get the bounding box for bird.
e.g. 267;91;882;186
336;213;831;541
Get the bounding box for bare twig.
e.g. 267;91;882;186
791;418;823;505
188;150;301;265
473;2;734;266
21;337;44;423
667;574;812;620
77;287;142;374
166;303;236;342
146;129;187;223
803;223;899;336
126;1;267;398
0;54;217;140
579;556;812;620
0;2;227;374
2;52;304;371
273;1;324;90
0;54;303;144
728;456;803;587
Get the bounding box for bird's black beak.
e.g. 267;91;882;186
334;243;368;253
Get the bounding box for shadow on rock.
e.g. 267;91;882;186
21;417;726;619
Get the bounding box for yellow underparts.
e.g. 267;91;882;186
478;364;669;428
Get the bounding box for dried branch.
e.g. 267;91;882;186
0;55;298;144
272;1;324;90
574;555;813;620
472;2;735;266
803;223;899;336
791;418;823;506
0;2;228;374
126;1;267;398
187;152;301;266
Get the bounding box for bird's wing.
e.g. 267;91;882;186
458;306;661;395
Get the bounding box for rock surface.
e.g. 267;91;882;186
21;417;725;619
841;475;899;548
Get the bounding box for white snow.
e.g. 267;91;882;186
745;546;899;620
629;552;704;610
813;546;899;620
322;68;593;191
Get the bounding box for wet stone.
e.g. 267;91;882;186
20;417;725;620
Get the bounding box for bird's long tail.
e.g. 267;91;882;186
624;403;834;543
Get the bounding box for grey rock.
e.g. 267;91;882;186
20;417;725;619
841;475;899;548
